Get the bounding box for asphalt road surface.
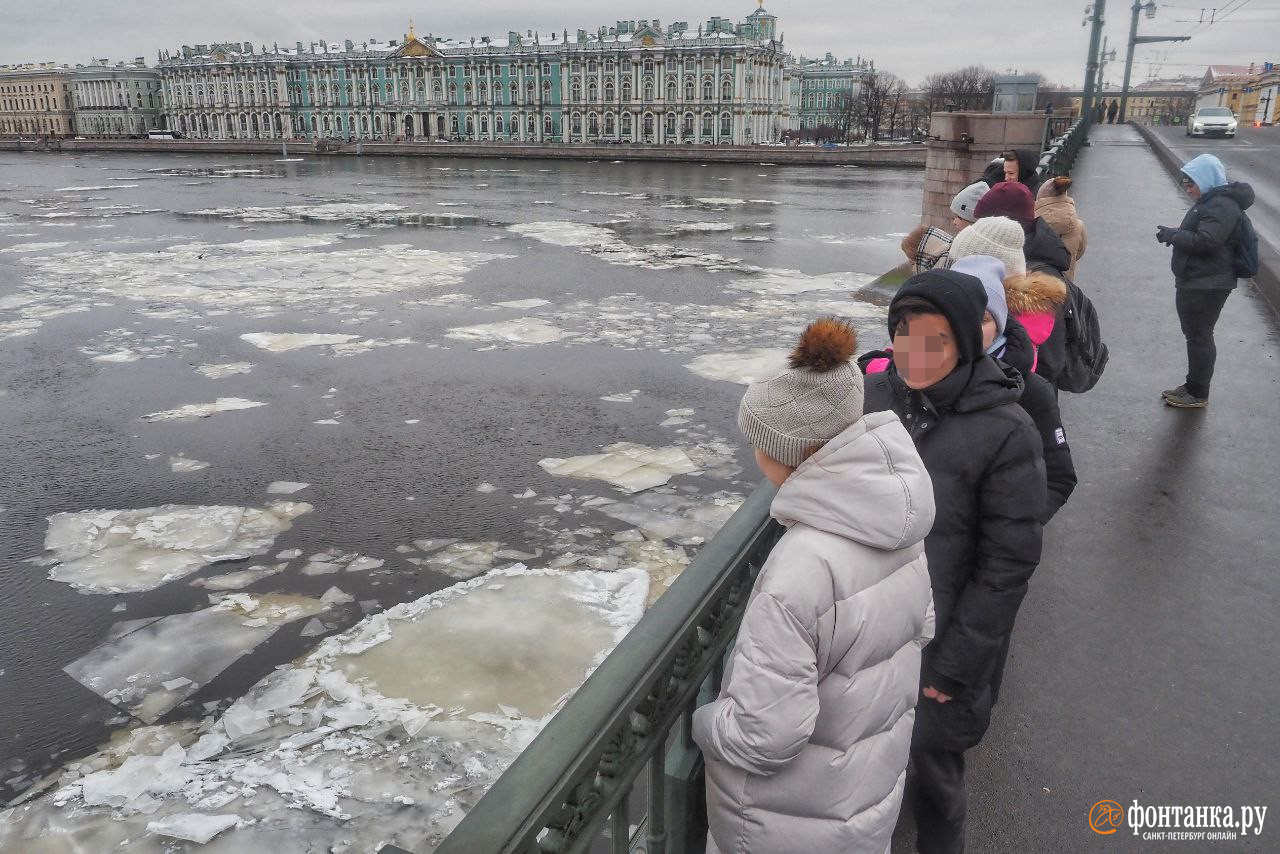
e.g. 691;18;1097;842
1149;123;1280;248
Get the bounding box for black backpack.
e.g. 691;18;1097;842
1057;277;1109;394
1233;211;1260;279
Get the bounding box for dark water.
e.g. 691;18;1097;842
0;149;921;799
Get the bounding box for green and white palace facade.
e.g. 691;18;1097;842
155;5;868;145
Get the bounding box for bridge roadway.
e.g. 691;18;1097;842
891;123;1280;852
1146;123;1280;250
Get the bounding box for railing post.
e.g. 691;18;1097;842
662;707;702;854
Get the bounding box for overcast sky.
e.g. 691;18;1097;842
5;1;1276;87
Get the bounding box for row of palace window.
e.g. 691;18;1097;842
0;117;69;132
1;97;62;111
166;108;737;140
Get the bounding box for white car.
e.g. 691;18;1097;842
1187;107;1237;138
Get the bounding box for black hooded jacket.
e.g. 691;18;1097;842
857;320;1074;523
999;317;1076;521
863;357;1046;751
978;149;1043;197
1169;182;1255;290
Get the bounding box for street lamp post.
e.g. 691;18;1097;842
1081;1;1108;123
1118;0;1190;122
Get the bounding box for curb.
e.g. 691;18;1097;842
1130;122;1280;317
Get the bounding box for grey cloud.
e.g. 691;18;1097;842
2;1;1267;88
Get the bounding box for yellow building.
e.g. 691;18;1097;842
1256;64;1278;125
1196;64;1264;124
0;64;76;136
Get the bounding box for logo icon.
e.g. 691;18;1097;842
1090;800;1125;835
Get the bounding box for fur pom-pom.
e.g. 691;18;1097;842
789;317;857;371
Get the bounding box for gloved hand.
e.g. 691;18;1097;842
1156;226;1176;245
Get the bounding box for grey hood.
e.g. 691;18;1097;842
770;410;935;551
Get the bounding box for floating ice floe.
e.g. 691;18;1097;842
0;241;69;253
63;593;328;723
597;490;743;546
727;269;876;296
413;540;537;580
147;812;241;844
446;317;566;346
684;349;789;385
3;565;646;852
190;563;287;591
141;397;267;422
195;362;254;379
539;442;699;493
34;502;313;593
600;389;641;403
10;237;512;325
240;332;360;352
266;481;310;495
79;327;197;363
168;456;210;473
508;221;744;272
673;222;734;233
493;298;550;310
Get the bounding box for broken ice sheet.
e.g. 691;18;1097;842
35;502;312;593
147;812;240;844
684;349;789;385
141;397;267;421
600;389;642;403
168;456;210;473
539;442;698;494
493;298;550;310
195;361;253;379
445;317;566;346
332;568;646;717
266;481;310;495
5;566;647;852
63;594;326;723
240;332;360;352
597;490;743;546
190;563;286;591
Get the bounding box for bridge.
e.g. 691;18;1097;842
423;121;1280;853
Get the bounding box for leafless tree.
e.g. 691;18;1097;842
921;66;997;113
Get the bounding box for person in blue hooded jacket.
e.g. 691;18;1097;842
1156;153;1255;408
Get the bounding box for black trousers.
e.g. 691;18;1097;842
1175;288;1232;399
909;745;967;854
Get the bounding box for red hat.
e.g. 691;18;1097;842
974;181;1035;233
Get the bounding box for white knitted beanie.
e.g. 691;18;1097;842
738;319;864;468
948;216;1027;276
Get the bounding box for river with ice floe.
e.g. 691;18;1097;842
0;150;919;850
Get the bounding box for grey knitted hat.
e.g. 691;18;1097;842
950;181;990;222
738;318;864;468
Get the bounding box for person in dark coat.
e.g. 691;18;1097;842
862;269;1046;854
1156;153;1255;407
1001;148;1043;197
1107;99;1119;123
965;183;1074;387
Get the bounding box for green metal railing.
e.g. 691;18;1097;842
1037;116;1091;180
423;482;783;854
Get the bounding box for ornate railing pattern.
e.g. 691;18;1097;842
423;483;782;854
1037;116;1091;180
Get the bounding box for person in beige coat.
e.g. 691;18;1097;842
692;318;936;854
1035;176;1087;279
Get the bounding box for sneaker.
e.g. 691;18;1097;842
1163;388;1208;408
1162;384;1188;400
